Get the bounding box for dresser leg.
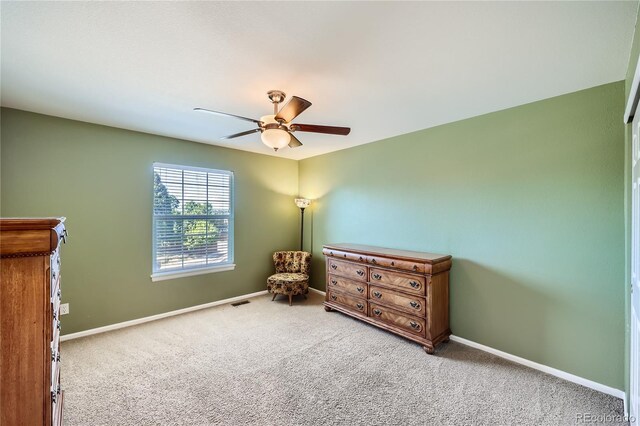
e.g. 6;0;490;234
324;305;333;312
423;345;435;355
442;337;450;343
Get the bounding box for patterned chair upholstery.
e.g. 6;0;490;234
267;251;312;306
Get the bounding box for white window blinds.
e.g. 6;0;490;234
152;163;234;275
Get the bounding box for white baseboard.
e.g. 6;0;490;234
308;287;326;296
61;290;268;342
449;335;625;401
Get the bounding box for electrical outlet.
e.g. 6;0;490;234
60;303;69;315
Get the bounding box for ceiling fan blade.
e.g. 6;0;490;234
194;108;262;125
290;123;351;136
288;133;303;148
220;128;261;140
274;96;312;123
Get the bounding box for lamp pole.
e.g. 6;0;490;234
300;207;305;251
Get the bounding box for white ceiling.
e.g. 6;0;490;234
1;1;638;160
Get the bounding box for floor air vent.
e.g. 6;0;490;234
231;300;250;307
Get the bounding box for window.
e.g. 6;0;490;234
151;163;234;281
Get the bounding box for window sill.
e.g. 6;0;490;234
151;264;236;282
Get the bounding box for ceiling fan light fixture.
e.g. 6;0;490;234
261;128;291;151
260;114;291;151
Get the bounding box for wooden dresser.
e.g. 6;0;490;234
323;243;452;354
0;218;67;426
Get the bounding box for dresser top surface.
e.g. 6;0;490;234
1;217;66;257
323;243;451;264
0;217;66;231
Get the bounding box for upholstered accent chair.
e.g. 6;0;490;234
267;251;312;306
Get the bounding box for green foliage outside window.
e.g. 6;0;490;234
154;173;219;256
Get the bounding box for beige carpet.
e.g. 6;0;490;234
61;292;626;425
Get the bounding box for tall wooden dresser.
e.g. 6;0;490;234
0;218;67;426
323;243;452;354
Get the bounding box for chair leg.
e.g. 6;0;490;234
272;293;277;301
288;294;292;306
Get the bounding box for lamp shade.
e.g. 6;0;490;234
260;115;291;150
261;129;290;150
295;198;311;209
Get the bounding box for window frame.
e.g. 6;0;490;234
150;162;235;282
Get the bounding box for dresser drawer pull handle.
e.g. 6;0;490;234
52;271;56;280
330;251;334;256
331;279;337;285
331;294;337;301
373;291;382;299
359;256;363;261
371;258;377;264
57;257;61;266
57;353;61;362
373;309;382;316
356;287;364;293
57;321;61;330
409;281;420;289
413;265;418;271
51;351;56;362
410;301;421;309
53;312;57;321
51;391;57;404
356;270;365;276
410;321;420;330
372;273;382;280
57;289;61;299
356;303;364;310
331;264;337;270
343;254;347;258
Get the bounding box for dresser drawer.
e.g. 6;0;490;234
327;274;367;298
327;290;367;315
50;251;61;299
368;267;426;296
53;389;64;426
369;285;426;317
51;352;60;396
369;302;426;337
366;255;425;274
51;319;60;353
51;368;61;421
323;248;366;263
328;258;367;282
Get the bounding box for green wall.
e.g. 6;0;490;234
0;81;628;390
0;108;299;334
299;82;625;389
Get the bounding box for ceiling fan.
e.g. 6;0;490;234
194;90;351;151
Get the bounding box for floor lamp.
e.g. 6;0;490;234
295;198;311;251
